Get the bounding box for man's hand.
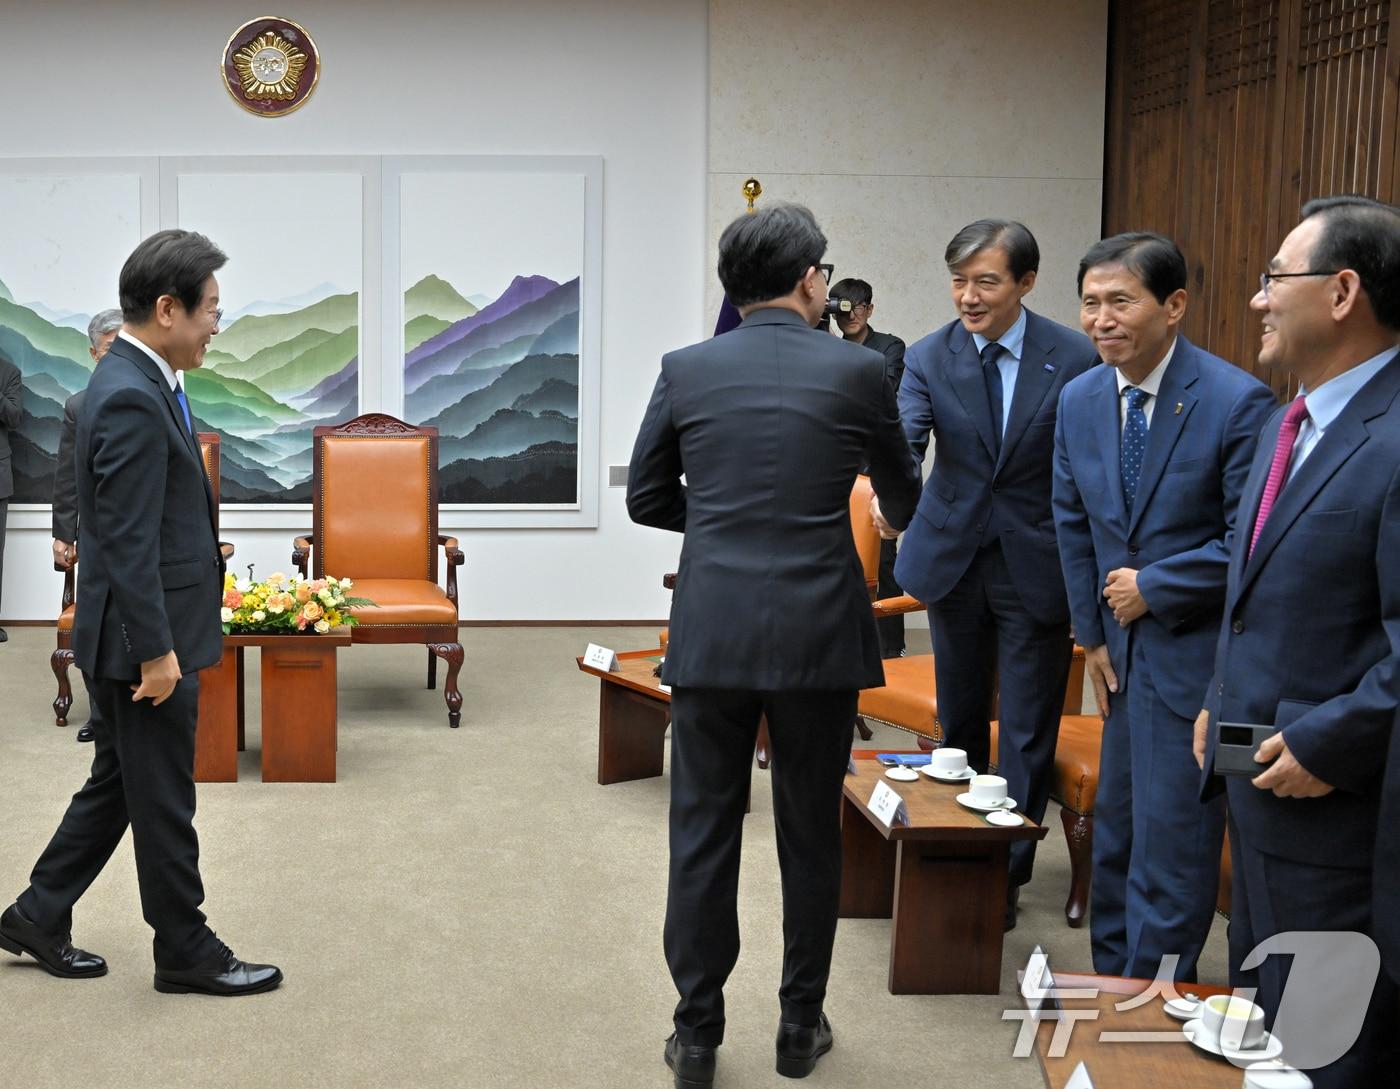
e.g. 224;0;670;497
1193;708;1210;769
1104;567;1148;627
869;495;898;540
131;650;182;706
1251;732;1335;798
52;538;75;569
1082;644;1118;718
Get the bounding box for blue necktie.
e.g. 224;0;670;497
1120;386;1150;510
981;342;1005;453
175;386;194;435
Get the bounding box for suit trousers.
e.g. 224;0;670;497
875;537;904;657
927;541;1073;886
1226;820;1399;1086
0;498;7;615
665;686;857;1047
1090;641;1224;980
17;671;218;969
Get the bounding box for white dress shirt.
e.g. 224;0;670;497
1115;338;1178;429
117;329;180;391
971;306;1027;438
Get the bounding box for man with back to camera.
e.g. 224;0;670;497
628;204;921;1087
829;276;908;657
872;219;1097;928
52;308;124;743
1194;196;1400;1084
0;230;281;997
1053;232;1274;981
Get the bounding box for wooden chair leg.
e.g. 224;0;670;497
51;648;75;727
429;642;464;728
854;716;873;741
1060;807;1093;929
427;648;438;690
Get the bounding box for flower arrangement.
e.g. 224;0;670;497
220;571;375;635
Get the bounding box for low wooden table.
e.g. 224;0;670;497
576;648;671;785
841;752;1047;995
1033;973;1242;1087
195;629;351;783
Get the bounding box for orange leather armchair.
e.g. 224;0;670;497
291;414;465;728
52;433;232;725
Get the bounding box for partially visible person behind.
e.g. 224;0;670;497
1054;232;1273;982
1195;195;1400;1085
629;204;920;1088
830;276;908;657
0;347;21;644
51;308;123;743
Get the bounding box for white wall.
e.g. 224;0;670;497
0;0;707;621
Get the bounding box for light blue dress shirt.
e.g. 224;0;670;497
1288;347;1399;481
972;307;1026;438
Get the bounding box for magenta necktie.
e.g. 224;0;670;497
1248;396;1310;558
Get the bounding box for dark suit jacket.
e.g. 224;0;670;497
1201;350;1400;869
627;307;922;691
894;308;1098;624
1053;338;1275;718
861;328;906;390
0;353;21;499
73;336;223;682
52;389;85;542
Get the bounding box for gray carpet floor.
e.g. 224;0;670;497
0;625;1228;1088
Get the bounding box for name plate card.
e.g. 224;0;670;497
1064;1062;1094;1089
868;780;909;827
582;643;620;672
1020;944;1062;1019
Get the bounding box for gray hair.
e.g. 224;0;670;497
87;308;123;347
944;219;1040;281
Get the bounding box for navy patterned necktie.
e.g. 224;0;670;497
1120;386;1150;509
981;341;1005;453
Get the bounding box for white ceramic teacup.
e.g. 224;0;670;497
969;773;1008;807
1243;1060;1312;1088
931;747;968;776
1200;993;1266;1051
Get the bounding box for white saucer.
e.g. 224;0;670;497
1163;997;1200;1021
1183;1019;1284;1062
921;765;975;783
885;766;919;782
984;809;1024;827
955;793;1018;813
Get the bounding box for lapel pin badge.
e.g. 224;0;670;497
1043;363;1056;373
1174;402;1183;414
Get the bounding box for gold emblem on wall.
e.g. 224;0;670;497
222;17;320;117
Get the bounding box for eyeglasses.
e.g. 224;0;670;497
1258;270;1338;298
209;307;224;328
814;263;833;283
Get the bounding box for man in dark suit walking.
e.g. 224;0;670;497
1054;233;1274;980
0;230;280;997
873;219;1097;926
0;347;21;644
830;276;908;657
629;204;920;1087
51;308;123;743
1195;196;1400;1084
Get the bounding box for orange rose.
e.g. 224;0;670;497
302;601;323;622
295;584;312;603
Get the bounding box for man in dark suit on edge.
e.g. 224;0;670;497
628;204;921;1088
1195;196;1400;1085
872;219;1097;928
0;230;281;997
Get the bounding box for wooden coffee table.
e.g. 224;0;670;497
841;752;1047;995
195;629;351;783
576;648;671;785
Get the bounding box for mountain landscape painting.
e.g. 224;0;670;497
0;173;144;504
176;172;362;503
400;171;585;506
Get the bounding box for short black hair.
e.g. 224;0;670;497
717;204;827;307
1300;195;1400;331
829;278;873;306
945;219;1040;281
1077;231;1188;303
119;229;227;324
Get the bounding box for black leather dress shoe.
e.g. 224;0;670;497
153;943;282;996
76;723;95;743
664;1032;716;1088
775;1012;833;1079
0;903;107;978
0;627;8;643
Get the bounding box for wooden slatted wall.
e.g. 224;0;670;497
1104;0;1397;396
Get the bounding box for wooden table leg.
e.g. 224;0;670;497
260;642;338;783
888;839;1010;994
597;683;669;785
236;646;246;752
838;794;897;918
195;647;239;783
